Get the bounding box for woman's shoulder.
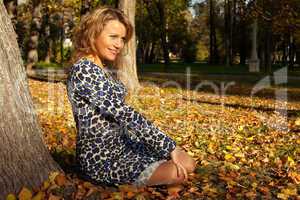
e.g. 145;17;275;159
70;57;106;76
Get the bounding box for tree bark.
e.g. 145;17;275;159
156;0;169;68
0;3;61;196
224;0;231;66
249;18;260;72
209;0;218;64
117;0;140;95
26;0;42;71
238;0;247;65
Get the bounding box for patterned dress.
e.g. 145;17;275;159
66;57;176;185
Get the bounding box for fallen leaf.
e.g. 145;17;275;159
18;187;32;200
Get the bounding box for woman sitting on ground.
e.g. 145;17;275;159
66;6;196;187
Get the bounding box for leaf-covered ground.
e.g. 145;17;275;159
9;78;300;200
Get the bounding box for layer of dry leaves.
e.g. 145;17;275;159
6;78;300;200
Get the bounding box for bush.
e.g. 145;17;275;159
33;61;61;69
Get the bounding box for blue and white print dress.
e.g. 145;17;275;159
66;58;176;186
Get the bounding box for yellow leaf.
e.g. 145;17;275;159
175;137;182;142
41;180;50;191
225;153;236;161
251;182;258;188
207;143;216;154
6;194;17;200
277;193;289;200
49;171;60;183
281;188;297;196
225;162;240;170
32;192;45;200
234;152;244;158
112;192;123;200
287;156;295;166
18;187;32;200
294;118;300;126
226;145;233;150
194;141;200;148
238;126;244;131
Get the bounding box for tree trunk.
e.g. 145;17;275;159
282;37;287;65
26;0;42;71
117;0;140;95
209;0;218;64
249;18;260;72
149;41;156;63
295;43;300;65
288;33;295;68
265;22;272;74
156;0;169;69
0;3;61;196
239;19;246;65
224;0;230;66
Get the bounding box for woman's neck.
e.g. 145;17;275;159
84;54;104;68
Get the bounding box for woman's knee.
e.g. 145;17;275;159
167;163;187;184
170;172;186;184
178;150;197;173
146;161;187;186
184;157;197;173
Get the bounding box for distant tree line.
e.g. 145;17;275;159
4;0;300;73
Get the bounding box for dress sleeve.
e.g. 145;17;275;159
71;61;176;158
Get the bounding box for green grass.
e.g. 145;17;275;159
33;60;300;77
138;62;248;74
34;61;63;69
34;61;61;69
138;62;300;75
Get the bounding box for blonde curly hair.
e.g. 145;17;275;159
71;7;133;64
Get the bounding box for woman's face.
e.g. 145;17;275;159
95;20;127;61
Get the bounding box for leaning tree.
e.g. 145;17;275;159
0;2;61;197
116;0;141;95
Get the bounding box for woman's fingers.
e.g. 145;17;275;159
174;162;188;180
178;163;188;180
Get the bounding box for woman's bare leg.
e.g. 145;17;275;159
146;150;196;186
146;160;185;186
174;148;197;173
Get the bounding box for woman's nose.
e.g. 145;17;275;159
114;38;123;49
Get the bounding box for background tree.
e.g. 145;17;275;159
26;0;42;71
137;0;192;64
209;0;219;64
224;0;233;66
136;0;159;64
116;0;140;94
0;2;61;196
8;0;300;74
142;0;170;69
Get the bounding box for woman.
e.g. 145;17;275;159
67;7;196;187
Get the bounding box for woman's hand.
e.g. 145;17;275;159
170;147;188;180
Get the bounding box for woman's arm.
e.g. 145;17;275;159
70;61;176;158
